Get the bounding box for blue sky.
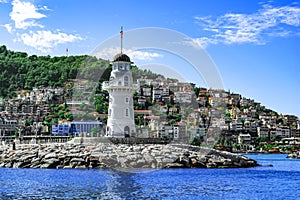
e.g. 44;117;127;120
0;0;300;117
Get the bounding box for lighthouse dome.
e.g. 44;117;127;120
113;53;131;62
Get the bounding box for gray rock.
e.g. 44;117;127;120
162;157;176;164
164;163;185;168
63;165;73;169
206;162;217;168
40;163;53;168
136;158;146;167
44;158;60;164
75;165;87;169
13;162;24;168
30;164;41;168
70;157;85;163
117;156;128;164
70;149;81;154
44;152;57;159
20;154;36;162
143;153;154;163
5;162;12;168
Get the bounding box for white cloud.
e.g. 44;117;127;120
40;6;51;11
0;0;8;3
182;37;218;49
129;51;163;61
93;47;163;61
194;3;300;47
3;0;84;53
10;0;46;29
19;30;83;52
4;24;13;33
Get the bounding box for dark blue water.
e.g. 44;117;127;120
0;154;300;199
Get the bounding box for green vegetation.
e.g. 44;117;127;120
0;45;109;98
0;45;163;99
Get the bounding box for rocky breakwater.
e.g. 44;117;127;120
0;143;259;169
287;151;300;159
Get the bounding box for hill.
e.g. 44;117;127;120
0;45;160;99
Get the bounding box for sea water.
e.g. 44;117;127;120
0;154;299;199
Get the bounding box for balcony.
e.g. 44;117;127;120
102;81;138;90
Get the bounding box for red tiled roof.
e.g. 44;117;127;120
144;115;160;119
134;110;152;114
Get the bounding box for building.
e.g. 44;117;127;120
52;123;70;136
0;117;18;136
238;133;251;144
153;87;163;102
257;126;269;138
157;124;173;138
103;52;137;137
69;121;102;137
174;91;194;104
291;128;300;138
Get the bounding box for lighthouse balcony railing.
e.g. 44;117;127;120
102;81;139;90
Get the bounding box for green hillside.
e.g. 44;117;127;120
0;45;109;97
0;45;160;98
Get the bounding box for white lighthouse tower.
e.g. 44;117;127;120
103;28;137;137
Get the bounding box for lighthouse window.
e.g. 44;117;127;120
125;108;129;117
125;97;129;103
125;64;129;70
113;64;117;70
124;76;129;86
119;64;124;70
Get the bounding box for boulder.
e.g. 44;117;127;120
70;157;85;163
44;152;57;159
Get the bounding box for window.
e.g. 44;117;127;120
124;76;129;86
125;97;129;103
125;108;129;117
113;64;117;70
125;64;129;70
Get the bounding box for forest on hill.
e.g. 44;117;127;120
0;45;159;98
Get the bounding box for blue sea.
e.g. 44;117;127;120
0;154;300;200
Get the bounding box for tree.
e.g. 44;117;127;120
260;136;268;143
90;126;100;137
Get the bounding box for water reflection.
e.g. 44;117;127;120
102;169;153;199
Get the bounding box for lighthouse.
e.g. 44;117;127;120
103;28;137;137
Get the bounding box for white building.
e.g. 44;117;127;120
238;133;251;144
174;91;194;104
103;53;137;137
257;126;269;138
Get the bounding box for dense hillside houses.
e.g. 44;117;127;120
0;73;299;152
